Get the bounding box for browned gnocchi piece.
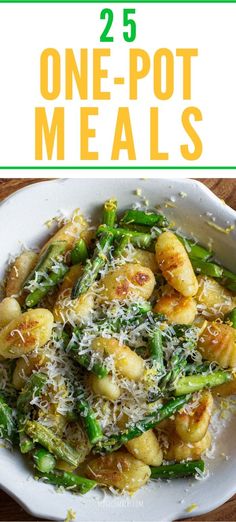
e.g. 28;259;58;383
99;263;155;301
154;286;197;324
0;308;53;359
155;231;198;297
196;275;236;319
175;391;213;443
86;451;151;492
164;430;211;462
198;322;236;368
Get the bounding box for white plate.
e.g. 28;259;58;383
0;178;236;522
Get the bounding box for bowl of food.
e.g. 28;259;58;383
0;177;236;522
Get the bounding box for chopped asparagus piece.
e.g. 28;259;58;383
36;470;97;494
97;225;155;251
102;199;117;227
24;241;67;288
77;399;103;445
25;263;69;307
72;232;113;298
151;460;205;479
25;421;82;467
121;209;168;228
71;239;88;265
190;258;223;278
33;447;56;473
175;371;231;396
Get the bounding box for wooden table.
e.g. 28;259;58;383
0;177;236;522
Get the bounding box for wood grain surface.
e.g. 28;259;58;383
0;177;235;522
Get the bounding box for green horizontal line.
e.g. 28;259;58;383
1;1;236;3
0;166;236;169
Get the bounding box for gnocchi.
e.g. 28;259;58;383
86;452;151;492
198;322;236;368
5;251;38;302
196;275;236;319
0;309;53;359
156;231;198;297
165;430;212;462
89;374;121;401
125;429;163;466
92;337;144;381
154;286;197;324
0;297;21;328
99;263;155;301
132;249;159;273
175;391;213;443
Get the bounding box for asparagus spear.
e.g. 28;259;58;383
25;421;82;467
160;325;197;390
151;460;205;480
113;236;130;258
24;241;67;288
96;395;190;452
0;396;17;443
177;236;212;261
175;371;231;396
72;232;113;298
122;223;152;234
77;398;103;444
97;225;155;252
25;263;69;308
121;209;169;228
71;239;88;265
67;330;108;379
225;307;236;328
190;258;223;278
149;328;164;372
102;199;117;227
17;372;47;454
17;373;47;413
33;447;56;473
36;470;97;494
